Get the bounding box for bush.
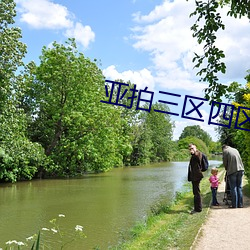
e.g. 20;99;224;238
178;136;209;155
0;139;49;183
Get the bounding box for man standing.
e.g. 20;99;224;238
188;143;204;214
222;144;244;208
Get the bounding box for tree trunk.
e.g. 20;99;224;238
45;119;63;156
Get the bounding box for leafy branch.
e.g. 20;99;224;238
189;0;250;102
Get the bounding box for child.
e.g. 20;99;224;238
209;168;220;206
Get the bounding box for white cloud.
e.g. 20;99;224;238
65;22;95;48
16;0;95;49
16;0;73;29
214;7;250;81
130;0;250;92
154;69;207;94
104;1;208;96
103;65;155;90
130;0;202;92
132;1;175;23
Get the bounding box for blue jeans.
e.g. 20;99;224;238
228;170;244;208
211;187;218;205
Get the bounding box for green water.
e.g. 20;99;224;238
0;159;221;249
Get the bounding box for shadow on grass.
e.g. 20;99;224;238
149;190;212;216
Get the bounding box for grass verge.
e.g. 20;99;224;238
111;170;225;250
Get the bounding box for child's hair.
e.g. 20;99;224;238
211;167;219;175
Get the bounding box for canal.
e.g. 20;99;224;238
0;159;221;249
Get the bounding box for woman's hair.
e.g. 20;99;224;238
211;167;218;174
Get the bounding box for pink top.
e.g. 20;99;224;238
209;175;219;188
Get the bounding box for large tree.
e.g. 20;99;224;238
190;0;250;102
129;103;174;164
0;0;47;182
143;103;174;162
101;80;174;165
0;0;26;107
179;125;212;146
178;136;209;156
24;39;128;175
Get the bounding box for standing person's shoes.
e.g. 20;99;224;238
238;203;243;208
212;203;220;206
190;209;202;214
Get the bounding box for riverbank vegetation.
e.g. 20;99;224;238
0;1;249;183
1;214;86;249
111;168;225;249
112;170;250;250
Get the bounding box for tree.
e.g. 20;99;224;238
189;0;250;102
102;81;174;166
127;103;174;165
216;72;250;176
178;136;209;156
0;0;27;108
170;141;191;161
209;141;222;154
129;121;153;166
143;103;173;162
24;39;128;175
0;0;47;182
179;125;212;146
106;79;141;166
230;72;250;176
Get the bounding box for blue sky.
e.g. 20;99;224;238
14;0;250;141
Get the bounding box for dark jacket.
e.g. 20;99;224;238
188;150;204;182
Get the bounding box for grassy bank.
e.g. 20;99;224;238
111;169;225;250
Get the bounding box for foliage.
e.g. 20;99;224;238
128;103;174;165
216;72;250;177
107;79;141;166
179;125;212;147
171;148;190;161
189;0;250;101
113;175;214;250
129;121;153;166
2;214;86;249
0;0;48;182
0;0;176;180
103;80;175;166
178;136;209;156
170;141;190;161
230;74;250;177
24;39;128;175
0;0;27;107
209;141;222;154
141;103;173;163
0;135;49;183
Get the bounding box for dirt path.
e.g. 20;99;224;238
192;173;250;250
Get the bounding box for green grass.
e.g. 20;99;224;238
111;171;225;250
243;177;250;197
